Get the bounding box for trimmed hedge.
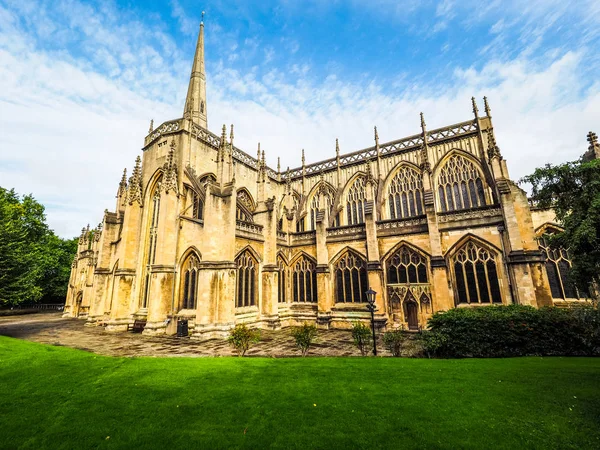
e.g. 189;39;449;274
422;304;600;358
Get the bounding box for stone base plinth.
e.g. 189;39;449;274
105;318;130;332
142;321;167;336
192;322;235;341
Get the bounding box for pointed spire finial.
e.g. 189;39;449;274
257;142;261;161
220;124;227;146
127;155;143;205
230;124;234;145
487;131;502;161
374;126;379;145
366;160;374;184
471;97;479;118
277;157;281;173
149;119;154;134
163;141;179;194
335;138;340;156
420;112;426;131
587;131;600;159
118;168;127;197
587;131;598;147
301;148;305;166
262;150;265;164
484;96;491;117
183;14;207;127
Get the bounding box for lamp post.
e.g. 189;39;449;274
365;287;377;356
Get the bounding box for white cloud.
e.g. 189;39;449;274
170;0;197;36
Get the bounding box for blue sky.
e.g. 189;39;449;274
1;0;599;237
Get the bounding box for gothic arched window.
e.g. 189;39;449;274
538;233;578;299
292;255;317;303
236;250;258;307
386;246;428;284
277;255;287;303
451;241;502;305
142;181;161;309
437;155;486;213
346;177;366;225
192;174;215;221
181;253;200;309
388;166;424;219
309;185;340;230
236;189;255;222
334;251;368;303
192;192;204;220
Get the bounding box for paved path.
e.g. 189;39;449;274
0;313;371;357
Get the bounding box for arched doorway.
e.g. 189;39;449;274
403;293;419;330
74;292;83;318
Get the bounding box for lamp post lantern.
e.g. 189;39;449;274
365;287;377;356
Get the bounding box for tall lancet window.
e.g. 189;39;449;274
181;253;200;310
437;155;487;213
192;192;203;220
142;182;161;309
236;189;255;222
277;255;288;303
334;251;368;303
388;166;424;219
292;255;318;303
235;250;258;307
346;177;366;225
538;232;579;299
451;241;502;305
191;174;216;221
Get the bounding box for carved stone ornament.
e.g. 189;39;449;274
162;140;178;195
127;156;143;205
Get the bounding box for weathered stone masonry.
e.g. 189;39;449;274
65;22;590;338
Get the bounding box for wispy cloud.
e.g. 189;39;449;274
170;0;197;36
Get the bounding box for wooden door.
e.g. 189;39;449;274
405;301;419;330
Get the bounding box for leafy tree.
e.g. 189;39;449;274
0;187;77;306
39;234;78;303
521;158;600;295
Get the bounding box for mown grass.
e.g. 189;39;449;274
0;336;599;449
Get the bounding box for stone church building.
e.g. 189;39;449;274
64;22;589;338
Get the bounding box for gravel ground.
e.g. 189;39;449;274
0;312;372;358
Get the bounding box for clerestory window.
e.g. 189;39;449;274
388;166;424;219
437;155;486;212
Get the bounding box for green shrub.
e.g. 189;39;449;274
291;323;318;356
425;304;600;358
227;324;260;356
382;328;407;357
419;330;448;358
351;322;372;356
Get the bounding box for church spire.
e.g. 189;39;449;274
183;14;208;128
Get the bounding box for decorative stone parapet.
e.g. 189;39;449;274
290;230;316;245
235;220;264;240
326;224;366;240
376;216;428;236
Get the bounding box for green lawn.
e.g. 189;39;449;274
0;337;599;449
